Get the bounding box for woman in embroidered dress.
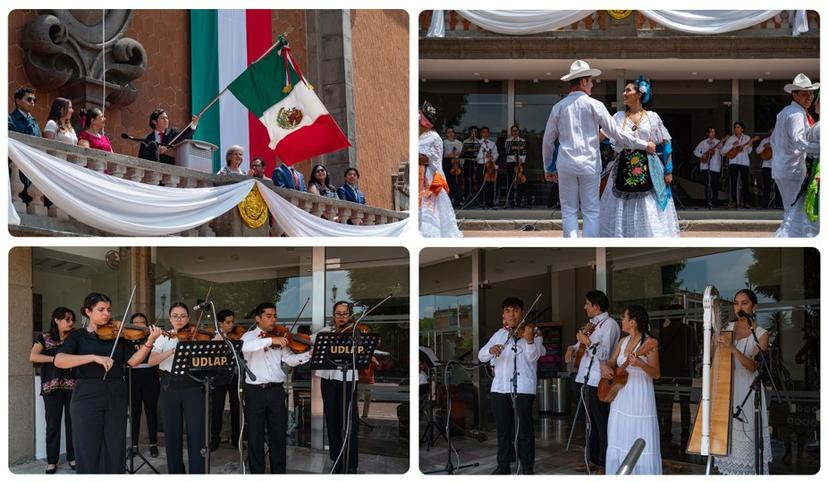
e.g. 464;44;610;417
43;98;78;146
77;107;113;152
30;307;78;473
418;101;463;238
601;305;662;475
599;76;679;237
714;289;772;474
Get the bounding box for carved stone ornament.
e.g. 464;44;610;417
20;10;147;108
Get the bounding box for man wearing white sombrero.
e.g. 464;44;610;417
542;60;656;237
771;73;820;237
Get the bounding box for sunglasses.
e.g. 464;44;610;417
24;96;36;103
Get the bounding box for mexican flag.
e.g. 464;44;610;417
226;38;351;166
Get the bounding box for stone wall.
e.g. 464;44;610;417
351;10;409;211
7;248;35;465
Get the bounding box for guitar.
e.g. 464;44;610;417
759;142;773;161
725;136;761;160
701;135;730;163
573;322;597;369
597;337;658;403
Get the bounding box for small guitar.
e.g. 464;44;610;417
725;136;761;160
759;142;773;161
701;135;730;163
573;322;597;369
598;337;658;403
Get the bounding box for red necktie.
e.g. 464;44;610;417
291;168;300;188
807;113;816;127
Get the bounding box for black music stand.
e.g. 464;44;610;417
311;331;379;473
171;341;235;474
125;363;160;474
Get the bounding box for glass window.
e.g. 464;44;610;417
420;80;508;138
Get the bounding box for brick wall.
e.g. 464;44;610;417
350;10;409;210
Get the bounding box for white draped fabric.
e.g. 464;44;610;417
455;10;595;35
7;177;21;226
8;138;409;237
426;10;808;37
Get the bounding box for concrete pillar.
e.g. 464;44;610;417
305;10;356;187
130;247;153;319
8;247;35;464
310;247;326;451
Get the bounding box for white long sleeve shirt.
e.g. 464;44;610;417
542;91;648;176
476;138;498;165
722;133;754;167
569;312;619;387
693;137;723;173
771;102;820;182
152;334;180;372
478;328;545;394
241;326;310;385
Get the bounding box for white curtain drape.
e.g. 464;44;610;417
426;10;808;37
455;10;595;36
8;138;409;237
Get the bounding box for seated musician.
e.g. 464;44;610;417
477;297;545;475
241;303;310;474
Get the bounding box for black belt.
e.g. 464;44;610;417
247;382;283;390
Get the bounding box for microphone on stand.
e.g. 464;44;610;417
193;300;213;311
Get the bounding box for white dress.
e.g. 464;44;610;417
599;111;680;237
419;130;463;238
605;336;662;475
774;121;819;238
44;119;78;145
715;324;772;475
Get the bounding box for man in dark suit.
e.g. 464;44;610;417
138;108;198;164
337;167;366;204
271;157;307;191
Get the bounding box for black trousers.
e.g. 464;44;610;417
211;377;240;445
702;170;721;206
729;164;751;205
70;379;127;474
129;367;159;446
160;382;205;474
321;378;359;472
761;167;782;208
583;385;610;468
245;383;288;474
655;388;691;443
491;393;535;474
44;390;74;464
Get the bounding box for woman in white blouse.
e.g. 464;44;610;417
43;98;78;145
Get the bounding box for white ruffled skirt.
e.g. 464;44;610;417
599;161;680;237
420;170;463;238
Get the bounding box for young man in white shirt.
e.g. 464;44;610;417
692;127;724;208
241;302;310;473
443;127;465;206
504;125;527;208
563;290;618;474
543;60;655;237
721;121;754;208
476;126;499;208
478;297;545;474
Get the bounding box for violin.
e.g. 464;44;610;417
335;319;371;334
515;163;527;184
262;325;313;354
225;325;252;341
573;322;597;369
449;147;463;176
95;320;172;341
169;323;216;341
484;159;497;182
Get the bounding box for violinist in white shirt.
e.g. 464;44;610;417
476;126;499;208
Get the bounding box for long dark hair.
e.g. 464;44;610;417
625;304;650;339
49;306;76;340
47;98;73;132
310;164;334;190
81;292;112;321
735;288;758;306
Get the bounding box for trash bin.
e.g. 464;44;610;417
538;377;569;415
175;139;218;173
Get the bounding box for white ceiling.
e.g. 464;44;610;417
420;58;819;81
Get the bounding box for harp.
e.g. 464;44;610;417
687;285;733;472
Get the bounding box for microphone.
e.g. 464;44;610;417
615;438;646;475
193;300;212;311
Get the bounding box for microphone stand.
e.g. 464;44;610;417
580;343;600;476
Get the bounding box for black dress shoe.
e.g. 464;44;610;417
149;445;159;457
45;466;57;474
68;461;76;471
209;439;220;452
490;467;510;475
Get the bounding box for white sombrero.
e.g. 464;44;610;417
561;60;602;82
784;73;820;93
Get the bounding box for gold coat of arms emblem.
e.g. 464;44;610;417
277;107;304;129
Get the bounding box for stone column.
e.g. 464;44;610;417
130;247;154;320
8;247;35;464
305;9;357;187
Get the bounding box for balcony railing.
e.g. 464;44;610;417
8;132;408;237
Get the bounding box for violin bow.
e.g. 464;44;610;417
510;292;542;340
288;297;311;333
352;293;393;327
102;285;137;380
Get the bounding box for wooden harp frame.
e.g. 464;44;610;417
687;285;733;459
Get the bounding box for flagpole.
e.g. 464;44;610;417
167;35;289;147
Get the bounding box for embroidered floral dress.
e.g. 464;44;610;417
599;110;680;237
419;130;463;238
34;332;76;395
